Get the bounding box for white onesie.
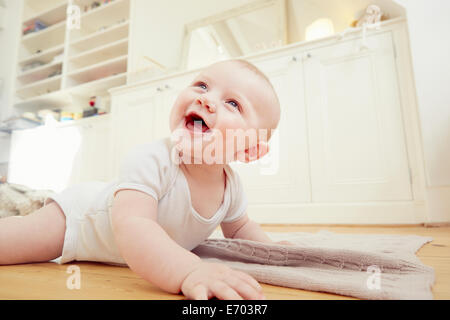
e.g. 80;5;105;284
45;137;248;265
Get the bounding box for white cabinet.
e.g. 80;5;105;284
230;55;311;204
303;31;412;202
76;117;111;183
110;89;158;177
94;20;427;223
110;71;196;177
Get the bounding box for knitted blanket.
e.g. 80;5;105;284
0;183;55;218
0;183;54;218
194;229;435;300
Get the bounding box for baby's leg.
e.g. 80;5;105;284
0;201;66;265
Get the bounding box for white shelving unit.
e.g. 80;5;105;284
14;0;131;112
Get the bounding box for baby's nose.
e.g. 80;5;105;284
196;97;216;112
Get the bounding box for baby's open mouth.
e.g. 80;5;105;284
185;113;210;133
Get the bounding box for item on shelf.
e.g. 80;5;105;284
37;109;60;122
48;69;62;78
73;112;83;120
22;24;34;35
60;111;74;122
34;20;47;31
22;20;48;36
83;107;98;118
52;52;64;63
89;96;97;107
351;5;387;27
22;112;41;123
91;1;101;9
21;60;45;72
98;25;108;32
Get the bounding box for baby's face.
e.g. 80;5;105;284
169;61;274;164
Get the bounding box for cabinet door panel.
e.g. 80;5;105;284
152;72;197;141
230;56;311;204
78;119;111;182
304;31;412;201
111;94;157;176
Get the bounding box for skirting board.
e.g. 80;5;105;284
424;185;450;223
248;201;427;225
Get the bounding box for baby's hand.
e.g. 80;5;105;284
181;262;265;300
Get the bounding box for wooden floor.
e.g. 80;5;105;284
0;225;448;300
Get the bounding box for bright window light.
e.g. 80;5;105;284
305;18;335;41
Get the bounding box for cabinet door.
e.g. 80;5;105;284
78;118;111;182
152;72;197;141
304;31;412;201
110;91;158;176
230;55;311;204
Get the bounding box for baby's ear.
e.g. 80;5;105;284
241;141;270;163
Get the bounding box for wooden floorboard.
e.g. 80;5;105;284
0;225;448;300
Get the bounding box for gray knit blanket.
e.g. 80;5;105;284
195;229;435;300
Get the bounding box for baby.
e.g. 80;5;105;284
0;59;282;300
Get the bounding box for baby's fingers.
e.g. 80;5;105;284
210;280;243;300
225;275;265;300
189;284;209;300
233;271;265;298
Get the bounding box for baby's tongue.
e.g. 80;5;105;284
187;119;208;132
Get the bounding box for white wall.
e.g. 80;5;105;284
0;0;21;177
287;0;405;43
0;0;22;122
129;0;254;81
394;0;450;222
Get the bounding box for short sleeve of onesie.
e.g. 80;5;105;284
112;139;174;201
221;166;248;223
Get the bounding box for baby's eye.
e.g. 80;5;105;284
195;82;207;90
226;100;240;110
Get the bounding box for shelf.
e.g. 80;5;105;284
15;75;62;99
22;1;67;27
67;55;127;85
20;20;66;54
13;0;130;113
79;0;129;20
14;89;73;110
69;38;128;70
17;61;62;85
19;44;64;66
14;73;127;110
22;19;66;42
70;0;129;38
69;72;127;96
70;20;129;53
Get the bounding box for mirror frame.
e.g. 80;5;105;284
180;0;287;70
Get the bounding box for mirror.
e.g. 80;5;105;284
181;0;287;70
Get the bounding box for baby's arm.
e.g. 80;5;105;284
221;213;293;245
221;213;272;243
111;190;265;299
